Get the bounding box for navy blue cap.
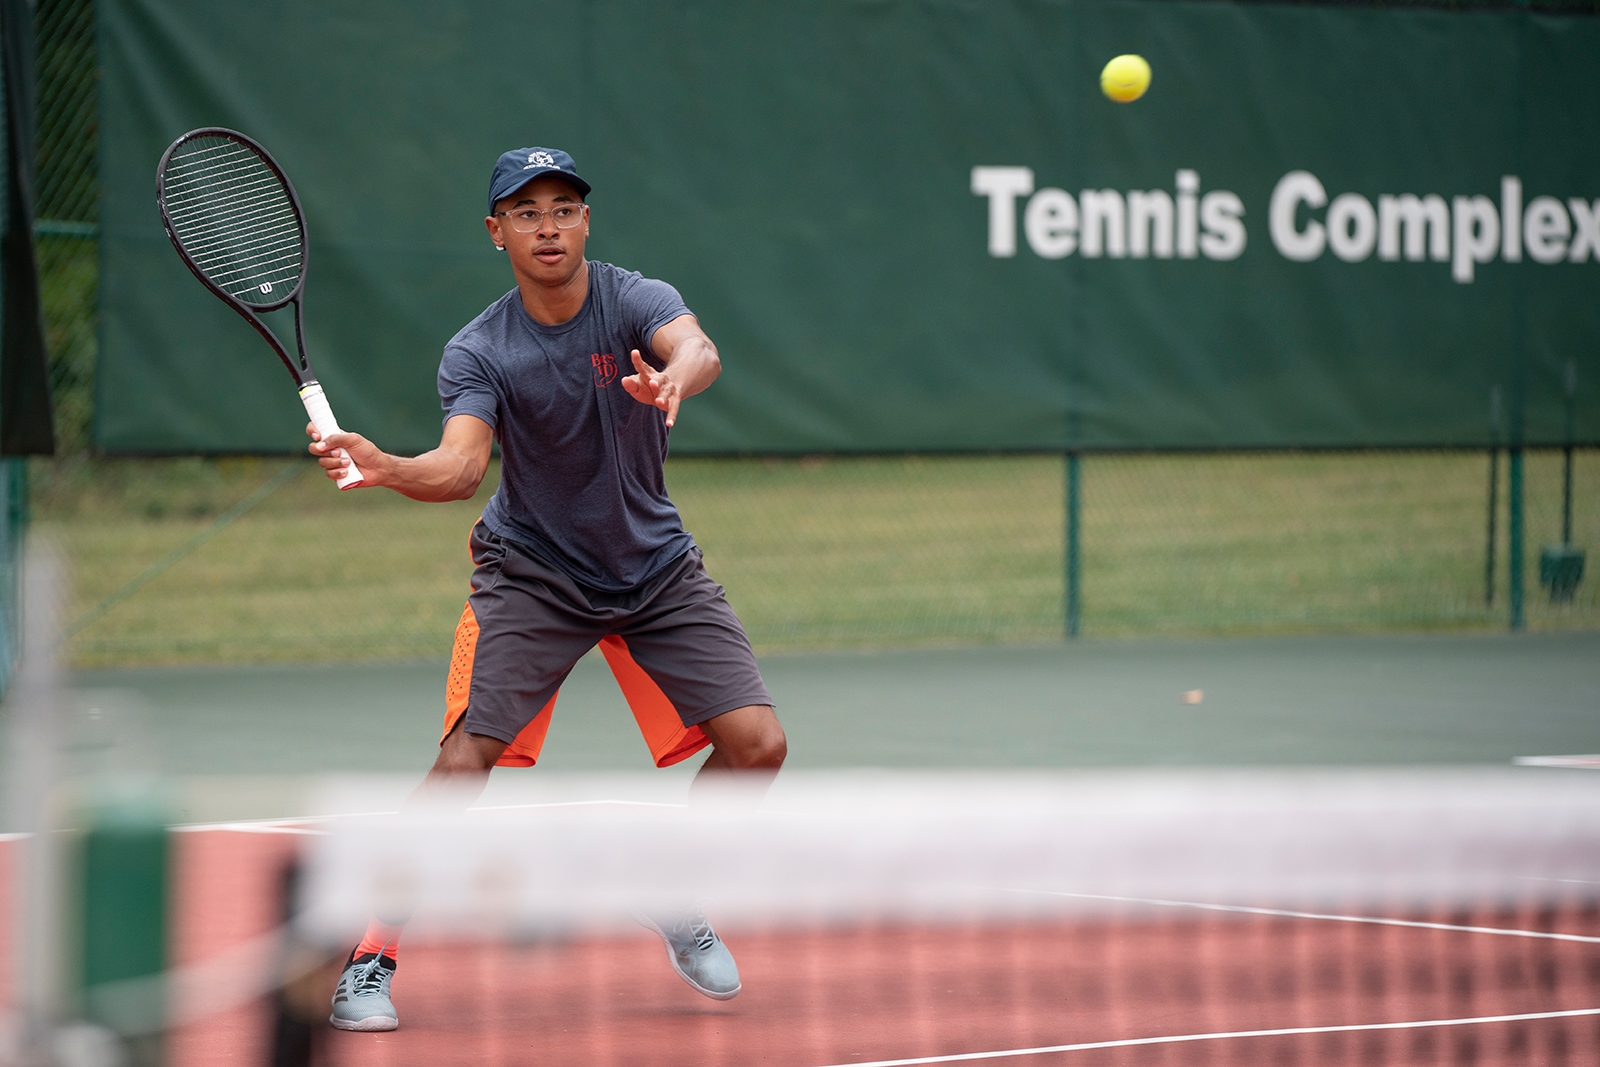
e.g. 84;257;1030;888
487;147;591;214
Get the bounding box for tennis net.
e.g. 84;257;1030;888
94;767;1600;1066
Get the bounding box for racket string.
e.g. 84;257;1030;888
161;135;306;305
171;218;301;265
162;160;282;195
173;217;299;260
165;184;295;228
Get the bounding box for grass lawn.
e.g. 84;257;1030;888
37;449;1598;668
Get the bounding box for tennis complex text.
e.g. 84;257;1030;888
972;167;1600;283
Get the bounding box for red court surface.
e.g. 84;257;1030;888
0;837;14;1031
167;826;305;1066
153;829;1600;1067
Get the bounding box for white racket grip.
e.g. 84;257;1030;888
299;382;364;490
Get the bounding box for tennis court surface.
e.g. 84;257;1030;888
5;632;1599;1066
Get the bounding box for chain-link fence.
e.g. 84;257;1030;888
33;448;1594;668
27;1;1598;668
1079;449;1596;636
36;0;97;456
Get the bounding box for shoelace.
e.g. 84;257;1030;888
348;943;393;995
672;914;717;953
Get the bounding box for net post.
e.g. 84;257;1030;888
1509;445;1524;631
75;785;170;1065
1065;451;1081;639
5;544;67;1065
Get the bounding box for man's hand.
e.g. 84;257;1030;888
306;414;492;502
307;423;386;487
621;314;721;429
621;349;682;428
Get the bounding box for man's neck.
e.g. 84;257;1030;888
518;258;590;325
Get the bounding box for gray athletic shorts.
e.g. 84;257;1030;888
442;521;773;768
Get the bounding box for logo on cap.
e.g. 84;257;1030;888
525;151;556;170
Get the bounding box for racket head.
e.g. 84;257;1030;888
156;128;308;313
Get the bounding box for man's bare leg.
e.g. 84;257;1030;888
641;704;784;1000
690;704;786;806
334;720;513;1032
406;721;510;810
348;706;785;1013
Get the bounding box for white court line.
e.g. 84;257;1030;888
173;816;346;834
808;1007;1600;1067
173;812;383;834
1023;890;1600;945
1515;755;1600;769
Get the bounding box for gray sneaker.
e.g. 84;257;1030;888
638;910;742;1000
329;951;399;1031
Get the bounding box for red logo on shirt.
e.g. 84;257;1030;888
591;353;618;388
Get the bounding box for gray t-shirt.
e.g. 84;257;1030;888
438;261;696;591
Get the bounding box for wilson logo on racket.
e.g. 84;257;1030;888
591;353;618;389
260;283;273;293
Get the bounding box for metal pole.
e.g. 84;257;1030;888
1509;446;1525;631
1563;360;1576;545
1486;448;1498;606
1486;386;1501;606
1565;445;1575;546
1506;4;1529;632
1065;452;1081;639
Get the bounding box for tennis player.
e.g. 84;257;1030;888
308;147;786;1032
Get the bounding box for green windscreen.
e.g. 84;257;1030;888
96;0;1600;454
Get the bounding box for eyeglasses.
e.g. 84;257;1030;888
494;203;586;232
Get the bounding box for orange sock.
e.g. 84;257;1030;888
354;918;402;961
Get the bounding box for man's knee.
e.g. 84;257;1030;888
749;718;787;768
706;705;786;769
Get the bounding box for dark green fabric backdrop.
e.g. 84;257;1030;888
96;0;1599;454
3;0;55;456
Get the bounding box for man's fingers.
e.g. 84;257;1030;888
623;372;663;404
304;428;377;486
622;352;678;422
321;431;358;450
630;349;667;395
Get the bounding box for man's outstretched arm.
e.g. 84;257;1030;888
621;313;721;428
308;413;494;502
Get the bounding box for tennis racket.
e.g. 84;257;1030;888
156;127;363;488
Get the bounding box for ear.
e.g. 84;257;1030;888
484;214;507;250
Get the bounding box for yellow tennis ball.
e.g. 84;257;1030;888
1101;54;1151;103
